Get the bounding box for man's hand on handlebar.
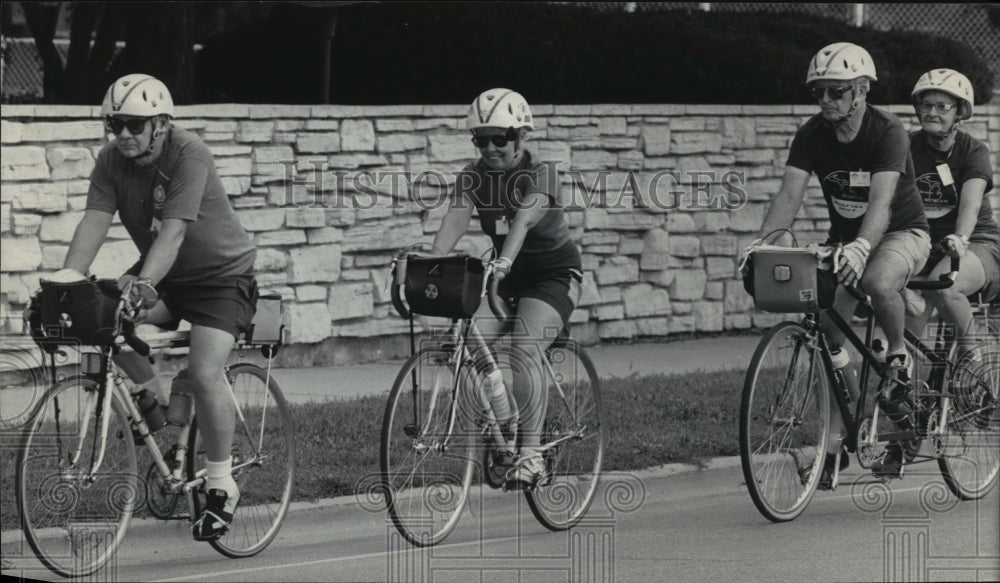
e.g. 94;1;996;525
833;238;870;287
943;234;968;259
122;277;158;321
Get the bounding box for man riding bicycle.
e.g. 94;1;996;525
743;43;931;482
58;74;258;541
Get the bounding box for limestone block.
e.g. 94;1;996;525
640;228;670;271
597;286;622;304
289;244;342;283
722;118;757;149
295;285;327;302
1;120;24;143
641;269;674;287
573;150;618;169
215;156;252;177
618;150;644;170
670;269;707;300
605;212;662;231
39;211;83;242
734;149;774;164
577;272;601;307
340;119;375;152
702;235;738;256
694;302;724;332
254;248;288;272
376;119;413;132
286;207;327;228
46;147;94;180
0;237;42;271
694;211;730;233
12;213;41;236
598;117;627;135
597;320;636;340
90;239;139;278
20;121;103;142
286;303;333;344
239;209;286;231
428;135;473;162
327;153;390;169
705;281;724;300
725;280;755;313
665;213;696;233
671;118;706;132
667;315;695;334
636;317;670;336
236;121;274;143
378;134;426;153
602;137;637;150
328;282;374;320
595;256;638;285
728;203;767;233
0;204;10;234
725;314;753;330
641;126;671;156
670;236;700;258
256;230;307;247
0;273;33;304
671;132;722;154
619;236;644;255
297;132;341;154
535;141;571;170
341;220;423;252
2;146;49;180
623;283;671;317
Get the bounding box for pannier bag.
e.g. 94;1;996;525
247;293;283;345
38;279;122;346
744;247;836;313
403;254;485;319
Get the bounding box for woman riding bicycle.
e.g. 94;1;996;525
431;88;583;488
906;69;1000;354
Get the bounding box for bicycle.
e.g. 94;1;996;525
380;249;604;547
739;243;999;522
16;279;295;577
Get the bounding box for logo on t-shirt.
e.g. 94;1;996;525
915;173;956;219
823;171;869;219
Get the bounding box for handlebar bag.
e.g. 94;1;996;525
743;249;836;313
38;279;121;346
403;254;485;319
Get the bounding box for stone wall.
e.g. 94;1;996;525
2;103;999;365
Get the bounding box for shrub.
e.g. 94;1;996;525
194;2;996;105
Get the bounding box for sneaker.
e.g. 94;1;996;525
504;449;545;491
886;353;912;386
872;444;904;480
192;486;239;542
818;450;850;491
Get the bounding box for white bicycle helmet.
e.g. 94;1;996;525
911;69;974;121
101;74;175;118
806;42;877;84
466;89;533;131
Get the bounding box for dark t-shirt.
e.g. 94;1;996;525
454;151;581;271
909;129;999;245
87;126;256;283
786;105;929;243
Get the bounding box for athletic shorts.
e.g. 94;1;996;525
870;229;932;282
158;275;258;340
498;268;583;326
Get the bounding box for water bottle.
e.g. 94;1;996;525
135;388;167;432
483;369;513;424
166;369;195;426
830;349;859;403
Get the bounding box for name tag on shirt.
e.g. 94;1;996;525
849;171;871;188
495;215;509;235
936;164;955;186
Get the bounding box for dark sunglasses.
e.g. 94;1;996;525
472;129;518;149
105;116;150;136
809;85;852;101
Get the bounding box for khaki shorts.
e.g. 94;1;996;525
871;229;932;281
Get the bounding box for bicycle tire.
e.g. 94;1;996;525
524;340;604;531
187;363;295;558
17;376;138;577
740;321;830;522
938;346;1000;500
380;346;477;547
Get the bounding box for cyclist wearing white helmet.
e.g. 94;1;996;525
432;88;583;488
908;69;1000;352
63;73;257;542
743;43;931;482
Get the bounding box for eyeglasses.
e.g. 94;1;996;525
472;129;518;149
105;116;150;136
809;85;852;101
916;101;958;115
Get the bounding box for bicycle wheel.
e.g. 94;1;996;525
740;321;830;522
938;346;1000;500
381;347;478;547
525;340;604;531
188;363;295;558
17;376;138;577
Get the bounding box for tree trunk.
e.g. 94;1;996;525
115;3;194;104
21;1;64;103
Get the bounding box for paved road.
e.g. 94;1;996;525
4;459;997;582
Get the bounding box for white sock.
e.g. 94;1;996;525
205;457;237;496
